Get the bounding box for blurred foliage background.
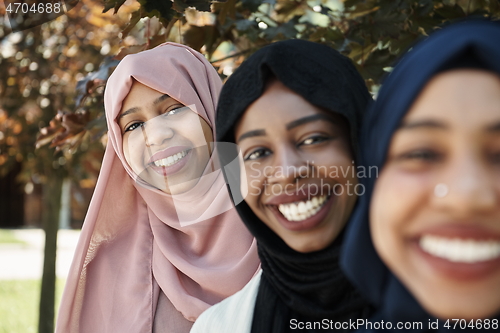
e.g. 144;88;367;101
1;0;500;332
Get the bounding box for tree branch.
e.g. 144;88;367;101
210;48;253;63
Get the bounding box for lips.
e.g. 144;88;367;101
153;149;189;167
147;146;192;176
148;145;191;165
277;195;328;222
266;188;335;232
413;224;500;280
420;235;500;263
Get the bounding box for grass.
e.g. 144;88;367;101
0;279;65;333
0;230;26;245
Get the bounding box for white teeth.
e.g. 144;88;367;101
153;149;188;167
277;195;328;222
298;202;307;214
420;235;500;263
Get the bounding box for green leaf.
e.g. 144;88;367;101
235;19;257;31
388;34;416;55
140;0;175;21
354;48;395;83
263;19;297;40
235;19;260;41
369;10;407;39
434;4;466;19
102;0;115;13
308;27;344;43
415;0;434;16
101;0;127;14
348;41;377;65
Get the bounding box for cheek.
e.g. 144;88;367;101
123;136;144;168
177;114;212;147
370;167;432;267
243;163;265;200
312;145;354;174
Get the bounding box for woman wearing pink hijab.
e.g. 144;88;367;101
55;43;260;333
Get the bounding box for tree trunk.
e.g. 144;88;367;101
38;175;63;333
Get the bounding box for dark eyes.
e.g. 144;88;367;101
243;135;329;161
397;149;444;163
163;107;184;117
394;148;500;169
401;150;440;161
124;122;143;132
397;149;442;162
245;148;271;161
301;136;329;145
124;107;185;133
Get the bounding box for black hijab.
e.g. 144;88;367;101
341;20;500;332
216;39;373;332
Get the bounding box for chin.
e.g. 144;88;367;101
286;236;332;253
288;243;321;253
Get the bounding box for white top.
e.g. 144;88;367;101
190;270;262;333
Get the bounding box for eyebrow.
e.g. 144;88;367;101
153;94;171;105
237;129;266;142
237;114;338;142
118;107;139;120
398;119;448;130
118;94;170;120
286;114;336;130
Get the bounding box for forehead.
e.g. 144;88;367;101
121;81;163;107
236;80;326;133
403;69;500;127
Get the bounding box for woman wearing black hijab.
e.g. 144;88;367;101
191;39;373;333
341;20;500;332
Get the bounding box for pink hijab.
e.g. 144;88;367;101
56;43;259;332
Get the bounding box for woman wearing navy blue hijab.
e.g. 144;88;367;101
341;20;500;331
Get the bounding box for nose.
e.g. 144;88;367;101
266;144;309;185
143;116;174;147
433;152;497;217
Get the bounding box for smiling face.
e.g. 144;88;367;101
370;69;500;320
235;79;357;253
118;80;213;194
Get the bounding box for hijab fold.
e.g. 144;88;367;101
341;20;500;331
216;39;373;333
56;43;259;333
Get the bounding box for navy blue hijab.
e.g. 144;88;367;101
341;20;500;331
